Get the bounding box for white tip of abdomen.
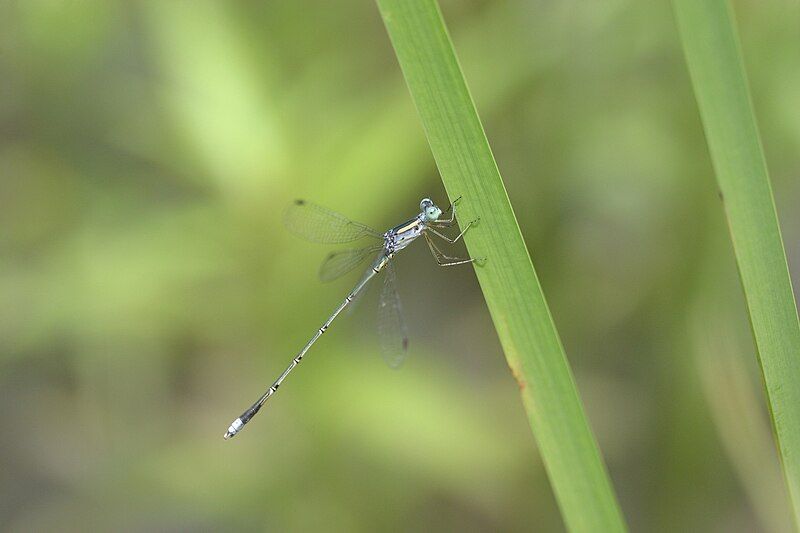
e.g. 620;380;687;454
224;418;244;440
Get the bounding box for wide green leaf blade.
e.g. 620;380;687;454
673;0;800;525
375;1;627;531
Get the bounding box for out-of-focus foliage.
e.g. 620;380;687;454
674;0;800;525
0;1;797;531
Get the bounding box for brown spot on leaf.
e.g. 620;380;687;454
509;364;527;391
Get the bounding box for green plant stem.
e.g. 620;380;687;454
673;0;800;526
375;1;627;530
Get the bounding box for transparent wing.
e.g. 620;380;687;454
378;261;409;369
345;254;383;316
319;245;383;283
284;200;382;244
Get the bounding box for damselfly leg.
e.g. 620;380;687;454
424;233;481;267
431;195;460;226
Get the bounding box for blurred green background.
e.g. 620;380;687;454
1;0;799;531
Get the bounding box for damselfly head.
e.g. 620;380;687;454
420;198;442;221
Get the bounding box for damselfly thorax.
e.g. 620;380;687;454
384;215;426;254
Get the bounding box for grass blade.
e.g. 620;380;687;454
375;1;627;530
672;0;800;525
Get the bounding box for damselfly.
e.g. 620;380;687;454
224;196;481;439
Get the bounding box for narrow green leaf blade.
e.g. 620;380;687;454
376;1;627;530
673;0;800;525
